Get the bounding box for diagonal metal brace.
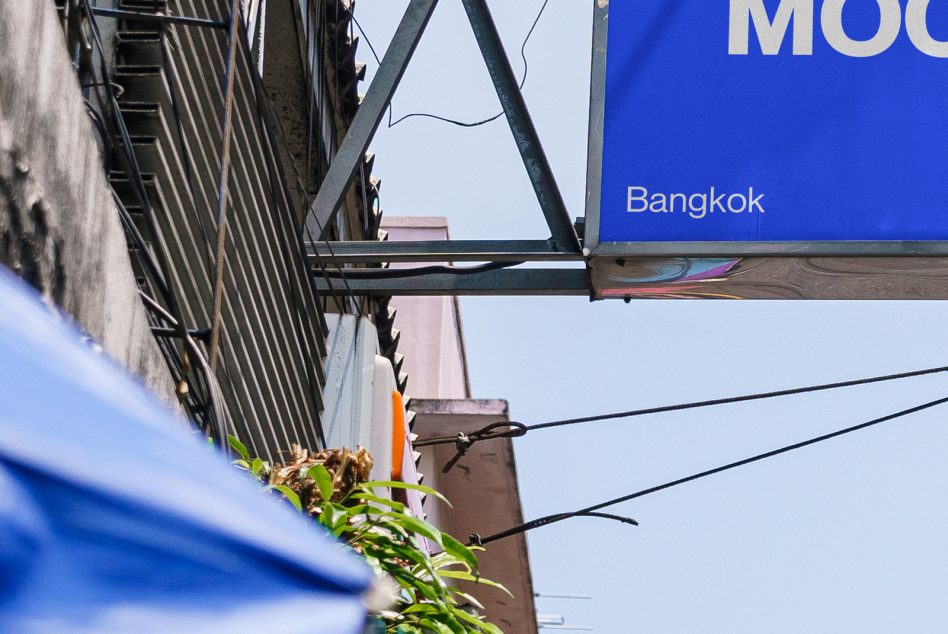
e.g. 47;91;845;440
461;0;582;253
306;0;438;238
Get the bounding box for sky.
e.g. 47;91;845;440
354;2;948;632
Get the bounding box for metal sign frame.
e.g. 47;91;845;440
583;1;948;259
307;0;591;296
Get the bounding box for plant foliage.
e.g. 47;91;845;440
230;438;508;633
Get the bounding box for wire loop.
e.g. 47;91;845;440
416;421;528;473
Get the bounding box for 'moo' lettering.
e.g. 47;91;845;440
728;0;948;57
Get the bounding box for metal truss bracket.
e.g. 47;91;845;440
460;0;581;253
306;0;583;280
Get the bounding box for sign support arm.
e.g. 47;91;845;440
460;0;582;253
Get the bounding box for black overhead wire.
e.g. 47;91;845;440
415;364;948;473
83;99;113;169
321;260;525;279
80;1;224;441
351;0;551;129
472;393;948;546
81;1;193;362
139;290;230;443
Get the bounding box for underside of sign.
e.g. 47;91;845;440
586;1;948;299
589;256;948;300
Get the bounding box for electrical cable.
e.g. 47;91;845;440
83;99;113;170
81;1;192;344
415;364;948;472
350;0;550;129
81;1;216;433
139;290;230;443
320;260;524;279
471;393;948;546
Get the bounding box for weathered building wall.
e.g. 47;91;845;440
381;217;472;399
0;2;179;409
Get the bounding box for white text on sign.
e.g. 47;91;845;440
729;0;948;57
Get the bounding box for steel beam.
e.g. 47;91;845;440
306;0;438;238
460;0;581;254
306;239;584;263
312;268;590;296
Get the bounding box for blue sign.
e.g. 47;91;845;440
592;1;948;247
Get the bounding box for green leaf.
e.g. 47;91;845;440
438;571;513;598
397;514;444;547
452;607;504;634
319;502;347;531
441;533;478;575
307;464;334;501
447;589;484;611
227;435;250;461
269;484;302;512
360;481;453;508
355;492;407;513
417;618;452;634
402;604;440;615
390;569;440;603
250;457;266;478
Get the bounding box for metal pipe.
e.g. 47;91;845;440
460;0;581;253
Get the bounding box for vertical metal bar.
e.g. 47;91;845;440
208;0;242;371
583;0;609;253
306;0;438;238
460;0;581;253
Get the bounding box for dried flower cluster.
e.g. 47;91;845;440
228;435;508;633
267;444;374;513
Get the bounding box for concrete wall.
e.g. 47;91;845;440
0;2;179;410
381;216;472;399
412;399;539;633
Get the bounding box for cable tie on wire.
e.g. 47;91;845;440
416;422;528;473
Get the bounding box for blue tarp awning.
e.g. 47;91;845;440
0;270;371;633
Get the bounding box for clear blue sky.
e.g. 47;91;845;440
356;2;948;631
